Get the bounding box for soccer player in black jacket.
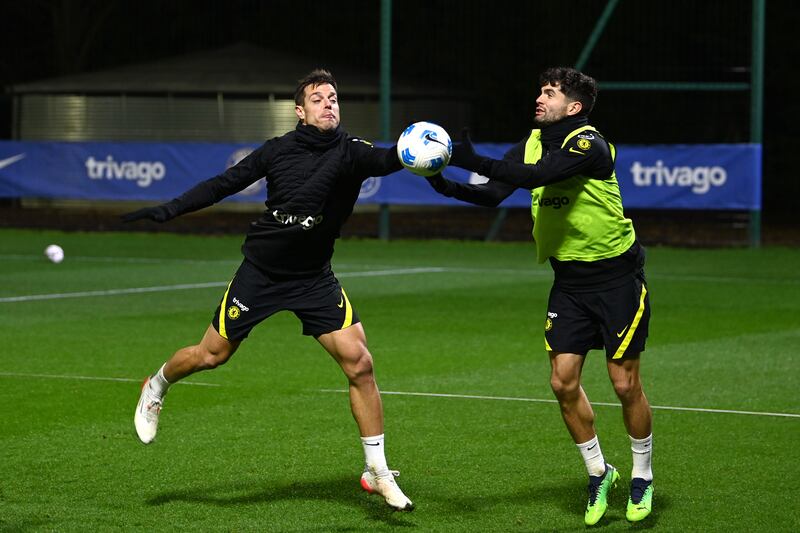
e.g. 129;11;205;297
123;69;413;511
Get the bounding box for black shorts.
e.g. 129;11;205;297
211;260;360;341
544;274;650;360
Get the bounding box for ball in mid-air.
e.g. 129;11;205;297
397;121;452;177
45;244;64;264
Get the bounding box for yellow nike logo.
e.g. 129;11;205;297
568;147;585;155
337;296;344;308
617;324;630;338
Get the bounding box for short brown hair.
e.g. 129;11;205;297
294;69;338;105
539;67;598;115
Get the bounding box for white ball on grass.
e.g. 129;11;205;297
45;244;64;264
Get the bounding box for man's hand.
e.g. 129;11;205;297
425;173;452;196
449;128;485;172
120;205;172;223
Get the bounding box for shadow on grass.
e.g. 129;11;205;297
146;474;416;528
430;478;584;518
146;473;667;529
432;477;667;529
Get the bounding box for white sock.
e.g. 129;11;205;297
577;436;607;477
361;434;390;477
148;364;171;398
630;434;653;481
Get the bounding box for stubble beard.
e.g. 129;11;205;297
534;111;565;127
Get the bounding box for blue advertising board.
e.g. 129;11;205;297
0;140;761;210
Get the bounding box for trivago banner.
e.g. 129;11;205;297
0;141;761;210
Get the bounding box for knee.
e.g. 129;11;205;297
611;374;641;402
195;344;234;370
343;346;375;384
550;374;580;400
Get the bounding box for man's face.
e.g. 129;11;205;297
295;83;340;132
534;83;581;126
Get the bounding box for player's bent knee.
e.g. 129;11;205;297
202;354;230;370
343;350;375;384
194;344;235;370
550;375;579;398
611;376;640;401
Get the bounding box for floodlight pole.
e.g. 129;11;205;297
378;0;392;241
574;0;620;72
749;0;765;248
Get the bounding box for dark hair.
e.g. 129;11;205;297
294;69;338;105
539;67;598;115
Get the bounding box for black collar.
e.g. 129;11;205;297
295;122;345;150
540;115;589;147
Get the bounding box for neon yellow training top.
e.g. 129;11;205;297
525;125;635;263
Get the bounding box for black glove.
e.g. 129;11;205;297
449;128;486;172
120;204;174;223
425;173;453;196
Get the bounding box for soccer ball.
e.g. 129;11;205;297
45;244;64;264
397;121;452;177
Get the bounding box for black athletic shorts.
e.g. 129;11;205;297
211;259;360;341
543;273;650;360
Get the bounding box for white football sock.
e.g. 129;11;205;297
630;434;653;481
577;436;607;477
361;434;390;477
148;363;171;398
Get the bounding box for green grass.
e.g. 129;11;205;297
1;229;798;532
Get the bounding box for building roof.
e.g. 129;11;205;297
9;42;444;97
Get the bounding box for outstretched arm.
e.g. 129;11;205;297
424;133;525;207
121;142;272;223
350;139;403;177
425;173;516;207
120;177;223;223
450;129;613;189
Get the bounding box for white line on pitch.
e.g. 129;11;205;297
0;282;228;302
319;389;800;419
0;371;220;387
0;267;447;303
338;267;446;278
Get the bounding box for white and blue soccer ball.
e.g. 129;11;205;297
397;121;452;177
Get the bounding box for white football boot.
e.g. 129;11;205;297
360;467;415;511
134;376;163;444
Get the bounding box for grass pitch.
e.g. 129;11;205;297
1;229;798;531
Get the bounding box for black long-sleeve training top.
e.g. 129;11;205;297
160;123;401;278
432;115;613;207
